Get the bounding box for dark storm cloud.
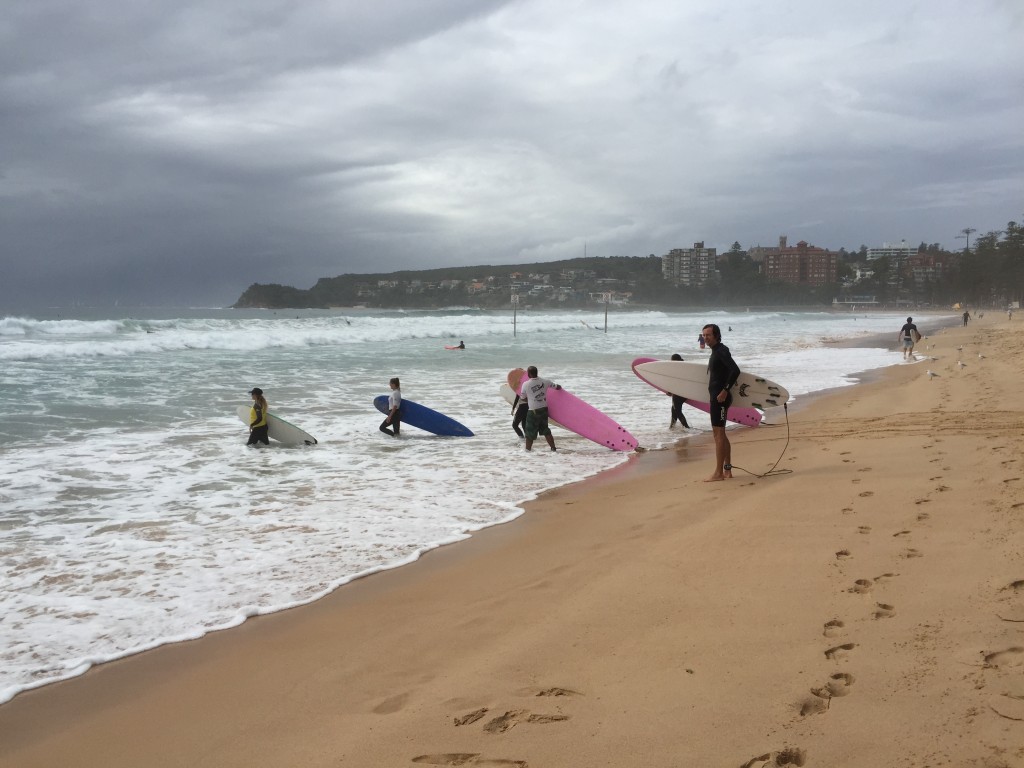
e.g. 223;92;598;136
1;0;1022;309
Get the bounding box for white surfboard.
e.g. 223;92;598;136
236;405;318;446
632;360;789;410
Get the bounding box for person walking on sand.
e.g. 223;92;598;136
898;317;920;360
379;377;402;437
522;365;561;452
247;387;269;446
962;310;970;326
669;353;689;428
702;324;740;481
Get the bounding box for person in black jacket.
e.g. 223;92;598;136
701;324;740;481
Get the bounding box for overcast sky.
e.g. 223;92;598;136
2;0;1023;309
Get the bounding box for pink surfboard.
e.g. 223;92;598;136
631;357;763;427
509;368;638;451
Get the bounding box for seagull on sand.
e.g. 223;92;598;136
926;370;940;379
957;360;967;369
978;353;986;359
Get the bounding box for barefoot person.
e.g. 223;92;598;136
521;365;561;452
379;377;402;437
702;324;740;481
898;317;920;360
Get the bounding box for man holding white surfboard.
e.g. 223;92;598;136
702;324;741;481
898;317;921;360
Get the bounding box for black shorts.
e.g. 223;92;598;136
525;407;551;439
709;393;732;428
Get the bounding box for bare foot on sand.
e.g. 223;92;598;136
704;474;725;482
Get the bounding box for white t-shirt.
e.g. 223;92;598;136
522;377;556;410
389;389;402;412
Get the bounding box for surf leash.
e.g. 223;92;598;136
728;402;792;479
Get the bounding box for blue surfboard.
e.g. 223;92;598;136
373;396;474;437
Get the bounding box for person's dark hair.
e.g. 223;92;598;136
702;323;721;342
907;317;913;322
390;377;400;388
527;365;538;377
670;353;683;361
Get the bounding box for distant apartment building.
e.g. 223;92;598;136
763;240;837;286
661;241;717;287
903;251;957;288
867;241;916;266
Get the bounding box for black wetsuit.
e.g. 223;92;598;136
707;342;740;427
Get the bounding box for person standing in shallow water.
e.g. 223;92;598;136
247;387;269;446
898;317;920;360
379;377;402;437
702;324;740;481
669;353;689;428
521;365;561;452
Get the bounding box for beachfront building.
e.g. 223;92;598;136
661;242;718;287
763;240;838;286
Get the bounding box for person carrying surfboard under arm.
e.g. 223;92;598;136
247;388;270;446
380;377;402;437
898;317;921;360
522;366;561;452
702;324;740;481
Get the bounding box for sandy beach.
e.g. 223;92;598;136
2;313;1022;768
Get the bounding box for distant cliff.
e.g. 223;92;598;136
232;257;672;309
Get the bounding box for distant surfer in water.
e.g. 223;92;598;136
458;340;465;349
379;377;402;437
247;388;269;446
698;333;706;350
898;317;920;360
522;366;561;452
702;324;740;481
668;353;689;429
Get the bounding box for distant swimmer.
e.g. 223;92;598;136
458;340;465;349
247;388;269;446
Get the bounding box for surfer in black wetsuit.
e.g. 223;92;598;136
511;390;529;438
247;387;269;446
702;324;740;481
669;353;689;428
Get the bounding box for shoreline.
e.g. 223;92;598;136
3;312;1021;766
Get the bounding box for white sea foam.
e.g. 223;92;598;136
0;308;932;703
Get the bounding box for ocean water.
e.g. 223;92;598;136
0;307;929;703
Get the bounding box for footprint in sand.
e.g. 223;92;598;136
801;673;856;714
1003;477;1021;484
914;498;931;505
835;549;852;559
823;619;845;637
983;647;1024;668
873;572;898;582
373;692;409;714
841;506;854;514
892;530;912;537
935;484;951;492
858;491;874;497
873;603;896;619
535;687;582;697
740;747;807;768
455;709;489;726
483;710;570;734
857;526;871;535
916;511;931;521
849;579;873;594
824;643;857;660
1002;579;1024;592
857;467;872;473
901;548;923;559
412;755;527;767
